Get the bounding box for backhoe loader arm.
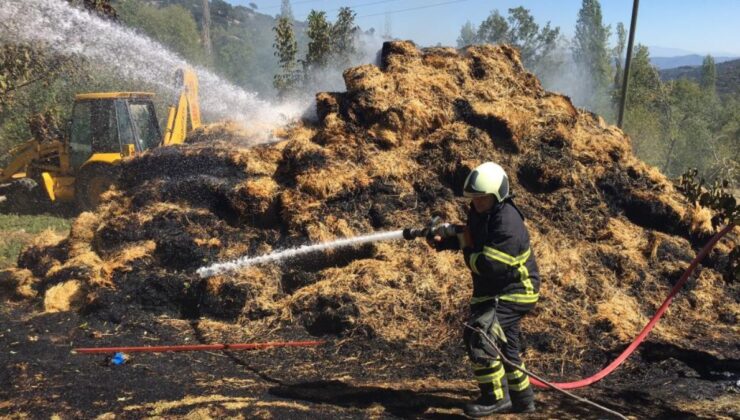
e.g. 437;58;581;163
162;68;202;146
0;138;64;183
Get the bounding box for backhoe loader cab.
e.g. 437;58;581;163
0;68;201;212
69;93;161;168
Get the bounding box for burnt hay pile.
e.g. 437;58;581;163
2;41;738;376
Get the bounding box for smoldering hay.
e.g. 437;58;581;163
2;41;737;378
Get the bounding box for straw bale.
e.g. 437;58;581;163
16;229;69;278
0;268;38;299
380;40;422;70
595;291;649;341
229;177;280;225
688;203;714;236
43;279;86;312
296;164;373;200
68;211;101;257
27;228;66;249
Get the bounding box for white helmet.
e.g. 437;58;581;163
463;162;510;201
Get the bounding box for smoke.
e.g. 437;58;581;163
530;36;618;120
0;0;305;141
531;37;592;111
282;31;385;121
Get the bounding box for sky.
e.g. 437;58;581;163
233;0;740;57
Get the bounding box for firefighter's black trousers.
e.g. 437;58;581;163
463;299;535;404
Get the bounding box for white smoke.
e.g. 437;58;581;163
281;31;385;121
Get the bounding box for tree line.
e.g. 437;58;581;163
457;0;738;185
273;4;360;98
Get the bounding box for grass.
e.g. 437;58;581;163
0;213;71;269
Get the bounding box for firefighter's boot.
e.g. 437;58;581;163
464;392;512;417
464;361;511;418
511;386;535;413
506;365;536;413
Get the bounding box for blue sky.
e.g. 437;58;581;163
232;0;740;56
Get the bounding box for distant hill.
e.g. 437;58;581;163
660;58;740;96
650;55;737;70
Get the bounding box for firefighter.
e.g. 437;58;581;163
428;161;539;417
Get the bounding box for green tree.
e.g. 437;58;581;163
621;45;665;165
213;26;253;87
303;10;332;77
1;0;116;110
612;22;626;90
705;96;739;182
700;55;717;92
625;45;662;107
573;0;612;115
620;45;737;185
661;79;711;176
272;16;299;96
477;10;508;44
200;0;213;62
331;7;358;68
457;21;478;48
0;46;63;111
116;0;205;64
474;7;559;69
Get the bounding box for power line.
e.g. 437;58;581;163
258;0;328;12
292;0;403;19
357;0;472;18
329;0;402;12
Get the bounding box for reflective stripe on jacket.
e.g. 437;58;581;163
463;199;540;304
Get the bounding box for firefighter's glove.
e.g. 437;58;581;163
427;223;469;252
425;222;453;250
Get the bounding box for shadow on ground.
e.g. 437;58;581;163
271;380;471;418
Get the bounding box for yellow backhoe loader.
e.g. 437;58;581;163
0;68;201;211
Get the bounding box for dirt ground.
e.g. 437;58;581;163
1;299;737;419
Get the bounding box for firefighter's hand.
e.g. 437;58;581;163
425;234;444;248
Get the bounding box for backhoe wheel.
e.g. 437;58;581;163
75;165;120;211
0;178;51;214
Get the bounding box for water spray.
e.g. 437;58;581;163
197;230;405;278
0;0;305;134
197;218;463;278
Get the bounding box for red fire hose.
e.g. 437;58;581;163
75;340;325;354
531;223;735;389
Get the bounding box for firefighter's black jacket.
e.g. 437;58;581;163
437;199;540;302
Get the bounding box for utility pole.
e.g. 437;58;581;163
617;0;639;128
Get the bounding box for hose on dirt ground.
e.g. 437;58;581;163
530;223;735;390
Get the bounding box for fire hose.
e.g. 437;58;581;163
74;340;325;354
529;222;735;390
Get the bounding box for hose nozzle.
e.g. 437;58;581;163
402;227;425;240
403;217;461;240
